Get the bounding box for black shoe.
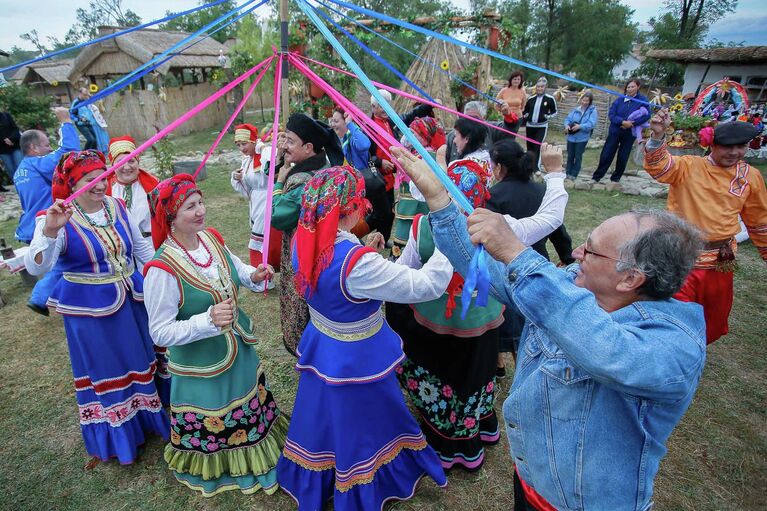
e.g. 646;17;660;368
26;302;50;316
496;366;506;378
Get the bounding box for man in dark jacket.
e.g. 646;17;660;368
0;111;23;189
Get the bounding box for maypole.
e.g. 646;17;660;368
280;0;291;128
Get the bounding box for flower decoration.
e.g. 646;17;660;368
553;85;570;102
440;59;450;71
89;83;99;93
577;88;592;100
674;93;684;101
649;88;672;105
51;81;59;87
698;126;714;148
670;103;684;113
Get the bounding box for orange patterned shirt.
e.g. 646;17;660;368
644;141;767;263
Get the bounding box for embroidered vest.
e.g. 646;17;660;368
153;230;257;378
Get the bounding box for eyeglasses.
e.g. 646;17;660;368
582;246;626;263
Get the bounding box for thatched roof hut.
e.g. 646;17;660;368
69;26;229;86
391;37;469;128
646;46;767;64
12;59;75;103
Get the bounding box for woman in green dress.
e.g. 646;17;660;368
143;173;288;497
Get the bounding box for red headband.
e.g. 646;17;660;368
148;173;202;250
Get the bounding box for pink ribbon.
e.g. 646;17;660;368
65;57;276;203
297;53;541;146
194;56;276;177
288;54;405;175
260;53;283;287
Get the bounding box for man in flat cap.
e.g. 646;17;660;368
271;113;343;356
645;109;767;344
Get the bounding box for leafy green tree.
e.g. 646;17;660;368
63;0;142;43
0;84;55;131
162;1;241;43
639;0;739;86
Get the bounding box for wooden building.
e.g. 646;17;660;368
12;59;75;104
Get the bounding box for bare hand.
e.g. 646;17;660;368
53;107;71;123
3;138;12;146
540;143;564;173
232;169;243;182
381;159;395;173
276;132;287;158
436;144;447;170
467;209;525;265
390;146;449;210
277;163;291;184
43;199;73;237
344;112;353;125
366;232;385;251
250;264;274;283
210;298;235;327
649;108;671;139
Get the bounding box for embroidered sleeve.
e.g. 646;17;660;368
741;168;767;261
643;140;690;185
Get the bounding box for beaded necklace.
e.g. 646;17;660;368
168;233;213;268
167;234;234;299
73;199;113;227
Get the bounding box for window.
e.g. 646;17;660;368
622;69;629;78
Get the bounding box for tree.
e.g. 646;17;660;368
19;30;47;55
639;0;739;86
64;0;142;43
0;84;56;132
162;1;241;44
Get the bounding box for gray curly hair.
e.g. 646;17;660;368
615;208;702;300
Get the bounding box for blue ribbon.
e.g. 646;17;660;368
1;0;233;74
461;242;491;319
312;7;435;102
298;0;492;315
313;0;500;105
76;0;264;110
324;0;655;108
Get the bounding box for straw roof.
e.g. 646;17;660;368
15;59;74;85
646;46;767;64
69;27;228;80
392;37;469;128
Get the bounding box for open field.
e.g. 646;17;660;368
0;151;764;511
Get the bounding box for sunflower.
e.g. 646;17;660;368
440;59;449;71
89;83;99;93
51;81;59;87
674;93;683;101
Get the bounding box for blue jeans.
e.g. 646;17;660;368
0;149;23;181
565;140;587;178
76;124;98;150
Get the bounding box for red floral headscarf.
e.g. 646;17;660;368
294;166;370;296
148;173;202;250
447;158;491;209
409;116;446;150
52;150;107;201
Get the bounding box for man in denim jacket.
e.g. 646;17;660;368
391;145;706;511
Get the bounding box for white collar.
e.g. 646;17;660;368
336;230;360;243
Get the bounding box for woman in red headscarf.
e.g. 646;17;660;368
142;174;288;497
231;123;282;289
24;149;169;466
390;116;446;258
276;165;452;510
105;136;159;239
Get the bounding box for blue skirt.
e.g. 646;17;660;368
62;297;169;464
277;370;447;510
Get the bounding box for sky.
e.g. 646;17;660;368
1;0;765;52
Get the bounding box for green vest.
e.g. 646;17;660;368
154;230;257;378
412;214;504;337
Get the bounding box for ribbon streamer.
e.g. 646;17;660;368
298;53;541;146
325;0;655;108
0;0;233;74
297;0;491;317
194;56;276;177
65;57;275;203
313;0;500;105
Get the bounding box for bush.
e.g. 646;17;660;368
0;84;56;132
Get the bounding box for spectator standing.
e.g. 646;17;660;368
495;70;527;137
521;77;557;169
0;111;23;188
70;88;98;150
563;91;598;179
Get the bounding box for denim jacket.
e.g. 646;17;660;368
429;202;706;511
565;106;597;143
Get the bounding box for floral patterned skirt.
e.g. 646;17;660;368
279;231;309;357
387;302;500;471
165;339;288;497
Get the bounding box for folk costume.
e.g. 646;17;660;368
143;174;288;497
391;117;445;258
231;124;282;281
644;121;767;343
277;166;450;510
390;159;503;471
106;136;159;238
24;150;169;464
271;113;342;357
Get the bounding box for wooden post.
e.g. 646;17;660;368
476;25;493;100
280;0;290;126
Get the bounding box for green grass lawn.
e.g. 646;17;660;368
0;160;764;510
